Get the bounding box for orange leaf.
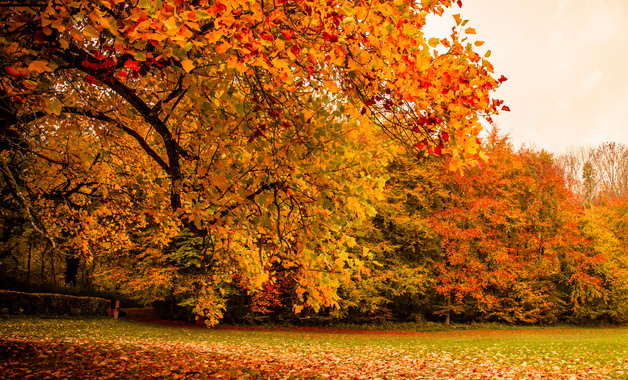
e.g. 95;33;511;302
181;59;194;73
28;60;52;73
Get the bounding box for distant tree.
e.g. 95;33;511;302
557;142;628;204
361;128;614;325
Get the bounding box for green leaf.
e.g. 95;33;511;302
49;99;63;115
365;205;377;217
138;0;151;9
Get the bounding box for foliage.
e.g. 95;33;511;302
0;0;503;322
359;129;627;325
578;197;628;322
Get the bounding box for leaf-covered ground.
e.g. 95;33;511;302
1;317;627;379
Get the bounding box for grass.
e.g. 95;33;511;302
1;316;628;378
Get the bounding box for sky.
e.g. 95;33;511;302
424;0;628;154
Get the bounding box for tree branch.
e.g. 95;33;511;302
0;155;60;253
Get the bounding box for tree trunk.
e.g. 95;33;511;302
65;253;80;287
445;291;452;326
26;243;32;283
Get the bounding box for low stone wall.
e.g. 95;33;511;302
0;290;110;316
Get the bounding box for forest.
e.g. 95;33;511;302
1;0;628;327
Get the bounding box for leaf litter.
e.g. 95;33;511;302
0;319;626;379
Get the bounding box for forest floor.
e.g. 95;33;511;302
1;315;627;379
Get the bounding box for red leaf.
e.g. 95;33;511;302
281;29;294;41
124;59;140;71
260;31;274;41
497;75;508;83
501;105;510;112
322;31;338;43
33;30;46;44
209;1;226;16
290;44;301;57
103;57;116;68
457;0;463;7
117;70;127;78
81;58;99;69
441;131;449;141
434;144;443;156
85;75;97;85
92;50;105;60
5;66;22;77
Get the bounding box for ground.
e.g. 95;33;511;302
0;314;627;379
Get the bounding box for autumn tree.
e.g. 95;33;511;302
0;0;504;322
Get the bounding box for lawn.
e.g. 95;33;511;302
1;316;627;379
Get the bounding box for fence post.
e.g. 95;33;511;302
113;300;120;319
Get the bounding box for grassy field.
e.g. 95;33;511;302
1;316;627;379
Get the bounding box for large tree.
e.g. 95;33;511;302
0;0;503;322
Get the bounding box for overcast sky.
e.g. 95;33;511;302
424;0;628;154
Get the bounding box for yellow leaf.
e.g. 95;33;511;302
342;16;355;25
465;27;476;35
271;57;288;69
475;40;485;47
453;13;462;25
181;59;195;73
82;25;99;38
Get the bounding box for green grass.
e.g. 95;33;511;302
1;316;628;378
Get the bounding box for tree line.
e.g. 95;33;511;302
4;126;628;325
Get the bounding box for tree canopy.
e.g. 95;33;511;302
0;0;504;322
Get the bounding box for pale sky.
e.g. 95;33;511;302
424;0;628;153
